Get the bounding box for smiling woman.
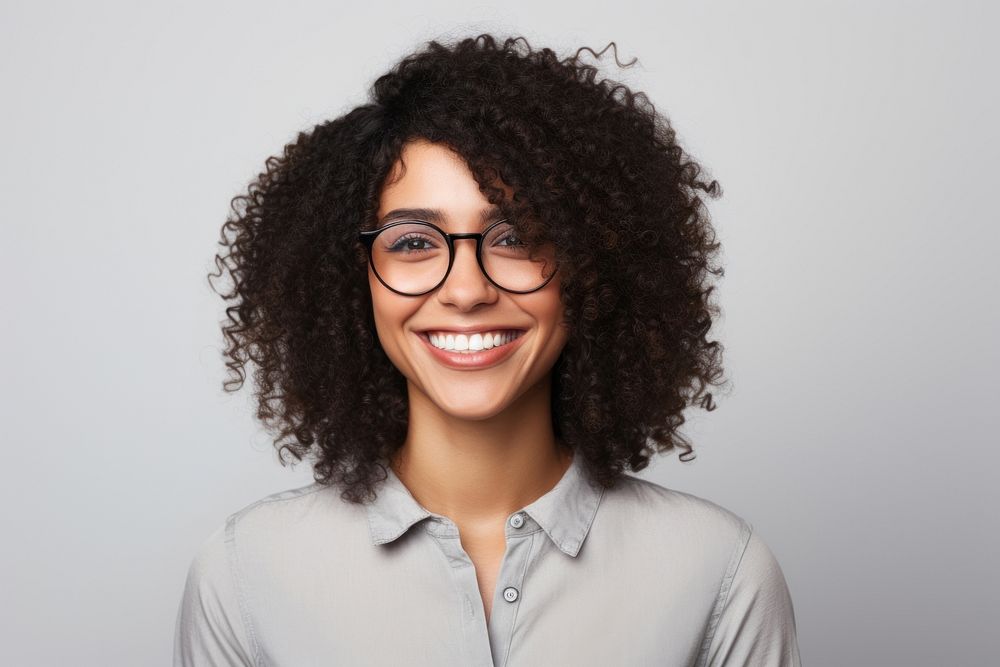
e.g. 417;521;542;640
174;33;801;666
364;139;569;428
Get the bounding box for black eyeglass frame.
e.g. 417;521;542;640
357;218;559;297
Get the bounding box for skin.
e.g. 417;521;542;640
369;138;573;623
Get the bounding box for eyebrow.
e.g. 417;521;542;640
377;206;505;228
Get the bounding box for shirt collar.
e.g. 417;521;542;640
365;451;604;557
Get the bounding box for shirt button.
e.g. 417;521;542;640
503;586;519;603
509;513;525;529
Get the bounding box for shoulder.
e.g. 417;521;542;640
176;483;356;663
604;472;753;550
182;481;362;601
600;474;800;665
219;481;361;552
590;473;800;662
183;480;359;573
610;474;794;587
225;481;339;526
595;473;775;596
185;482;344;573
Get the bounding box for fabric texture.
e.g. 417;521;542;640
174;453;801;666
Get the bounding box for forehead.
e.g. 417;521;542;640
376;139;514;226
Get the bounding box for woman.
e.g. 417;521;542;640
174;34;801;666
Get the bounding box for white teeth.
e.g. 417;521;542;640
426;330;523;353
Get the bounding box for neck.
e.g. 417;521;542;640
389;377;572;531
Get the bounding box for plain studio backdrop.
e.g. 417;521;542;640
2;1;996;665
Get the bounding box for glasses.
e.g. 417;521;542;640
358;219;559;296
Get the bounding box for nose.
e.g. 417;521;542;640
436;236;497;306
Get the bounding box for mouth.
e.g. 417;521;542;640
416;329;527;370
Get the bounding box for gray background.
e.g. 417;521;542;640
2;1;997;665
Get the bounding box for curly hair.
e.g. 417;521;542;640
208;33;727;504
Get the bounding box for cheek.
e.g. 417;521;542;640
368;278;422;359
371;302;400;345
540;280;567;326
368;278;399;343
530;285;570;355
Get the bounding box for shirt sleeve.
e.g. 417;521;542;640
173;521;257;666
703;525;802;666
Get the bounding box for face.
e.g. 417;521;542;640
368;138;568;421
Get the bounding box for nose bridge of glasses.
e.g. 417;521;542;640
447;233;487;278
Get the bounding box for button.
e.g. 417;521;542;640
509;513;525;529
503;586;519;602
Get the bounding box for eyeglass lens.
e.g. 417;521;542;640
370;222;556;294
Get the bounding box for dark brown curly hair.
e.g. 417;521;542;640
208;33;727;504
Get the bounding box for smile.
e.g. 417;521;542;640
425;330;524;353
417;330;527;369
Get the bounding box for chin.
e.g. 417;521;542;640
432;395;512;421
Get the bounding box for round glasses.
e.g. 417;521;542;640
358;219;559;296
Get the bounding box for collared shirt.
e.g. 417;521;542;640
174;453;801;666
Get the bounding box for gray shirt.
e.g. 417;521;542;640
174;453;801;666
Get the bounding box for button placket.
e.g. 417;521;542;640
423;521;495;667
486;530;538;667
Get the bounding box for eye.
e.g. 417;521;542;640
497;231;525;247
385;232;440;253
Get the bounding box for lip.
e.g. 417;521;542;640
416;330;527;370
